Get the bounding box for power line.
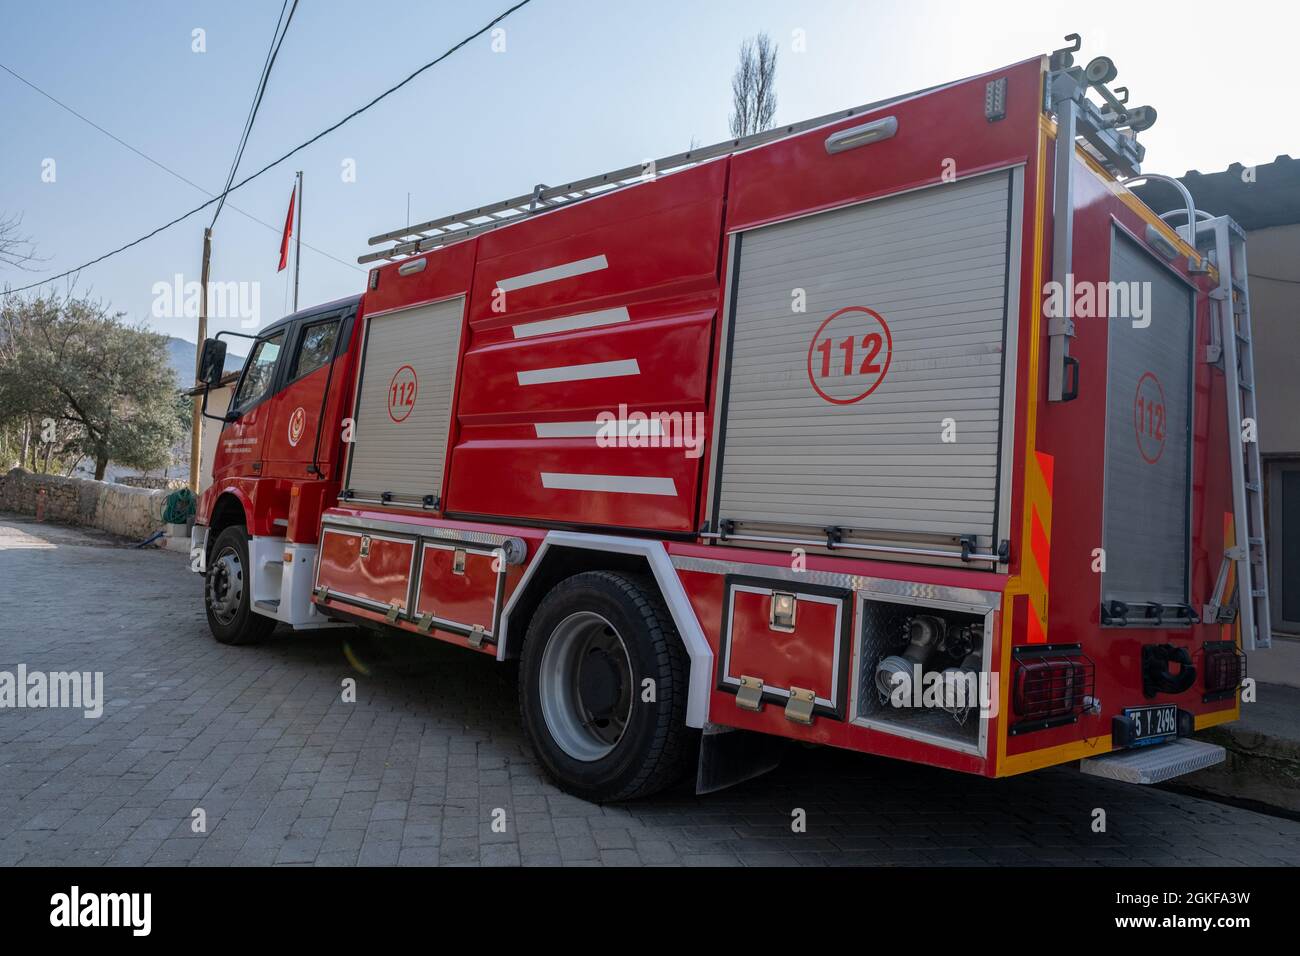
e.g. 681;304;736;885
0;61;361;272
2;0;532;297
211;0;296;228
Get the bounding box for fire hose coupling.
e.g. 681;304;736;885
1142;643;1197;699
874;614;946;698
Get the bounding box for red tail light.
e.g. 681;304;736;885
1203;641;1245;700
1011;646;1095;730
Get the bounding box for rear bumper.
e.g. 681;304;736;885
1078;736;1226;784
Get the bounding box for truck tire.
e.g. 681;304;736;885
204;525;276;646
519;570;695;803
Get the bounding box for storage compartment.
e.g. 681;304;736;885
853;598;990;752
412;542;505;637
344;296;466;508
717;577;851;720
711;170;1021;562
314;526;416;617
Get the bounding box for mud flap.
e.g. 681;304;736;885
695;723;788;795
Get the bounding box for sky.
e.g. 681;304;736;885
1;0;1295;346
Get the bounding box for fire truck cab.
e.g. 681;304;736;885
191;39;1266;803
194;295;362;641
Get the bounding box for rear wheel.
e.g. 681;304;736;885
204;525;276;646
519;571;695;802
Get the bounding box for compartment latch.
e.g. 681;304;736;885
769;592;797;632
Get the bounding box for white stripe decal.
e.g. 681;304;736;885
496;255;608;292
512;306;630;339
534;418;664;438
517;359;639;386
541;473;678;496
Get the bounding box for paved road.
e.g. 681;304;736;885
2;515;1297;867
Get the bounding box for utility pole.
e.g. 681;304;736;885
293;170;303;312
188;227;213;492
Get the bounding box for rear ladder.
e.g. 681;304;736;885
1198;215;1271;650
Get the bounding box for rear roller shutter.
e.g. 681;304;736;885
1101;230;1193;614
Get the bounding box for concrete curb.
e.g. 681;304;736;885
1179;684;1300;813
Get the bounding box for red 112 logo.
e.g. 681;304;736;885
388;365;418;423
806;306;893;405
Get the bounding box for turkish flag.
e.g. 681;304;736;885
277;185;296;272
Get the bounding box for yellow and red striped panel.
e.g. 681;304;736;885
1023;450;1054;643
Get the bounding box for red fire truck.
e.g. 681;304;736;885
191;38;1268;802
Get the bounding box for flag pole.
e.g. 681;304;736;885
293;170;303;312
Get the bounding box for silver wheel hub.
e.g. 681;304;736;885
539;611;634;762
207;546;244;626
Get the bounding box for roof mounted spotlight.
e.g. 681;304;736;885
1044;34;1146;177
1123;105;1158;132
1084;55;1118;85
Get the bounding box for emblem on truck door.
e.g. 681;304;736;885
806;306;893;405
388;365;418;423
287;406;306;447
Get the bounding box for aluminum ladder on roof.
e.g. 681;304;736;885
356;77;979;264
1197;215;1271;650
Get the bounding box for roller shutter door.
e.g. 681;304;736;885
346;297;465;506
1102;231;1193;611
713;171;1015;554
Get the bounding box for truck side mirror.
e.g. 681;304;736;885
198;338;227;388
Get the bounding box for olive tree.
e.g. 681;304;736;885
0;292;183;479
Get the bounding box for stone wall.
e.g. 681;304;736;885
0;468;169;541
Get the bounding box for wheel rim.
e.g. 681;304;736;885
539;611;634;762
207;545;244;626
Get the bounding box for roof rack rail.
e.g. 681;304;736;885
359;79;965;264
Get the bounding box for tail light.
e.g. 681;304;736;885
1202;641;1246;701
1010;645;1096;733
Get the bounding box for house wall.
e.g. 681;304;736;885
1247;222;1300;457
1245;223;1300;641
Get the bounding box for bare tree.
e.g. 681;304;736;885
729;33;778;139
0;212;41;270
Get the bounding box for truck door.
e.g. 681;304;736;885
215;329;287;481
263;309;351;480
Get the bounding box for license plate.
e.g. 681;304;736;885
1125;704;1178;745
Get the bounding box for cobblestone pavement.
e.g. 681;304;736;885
2;515;1298;867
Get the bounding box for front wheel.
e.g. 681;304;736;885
519;571;695;802
204;525;276;646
